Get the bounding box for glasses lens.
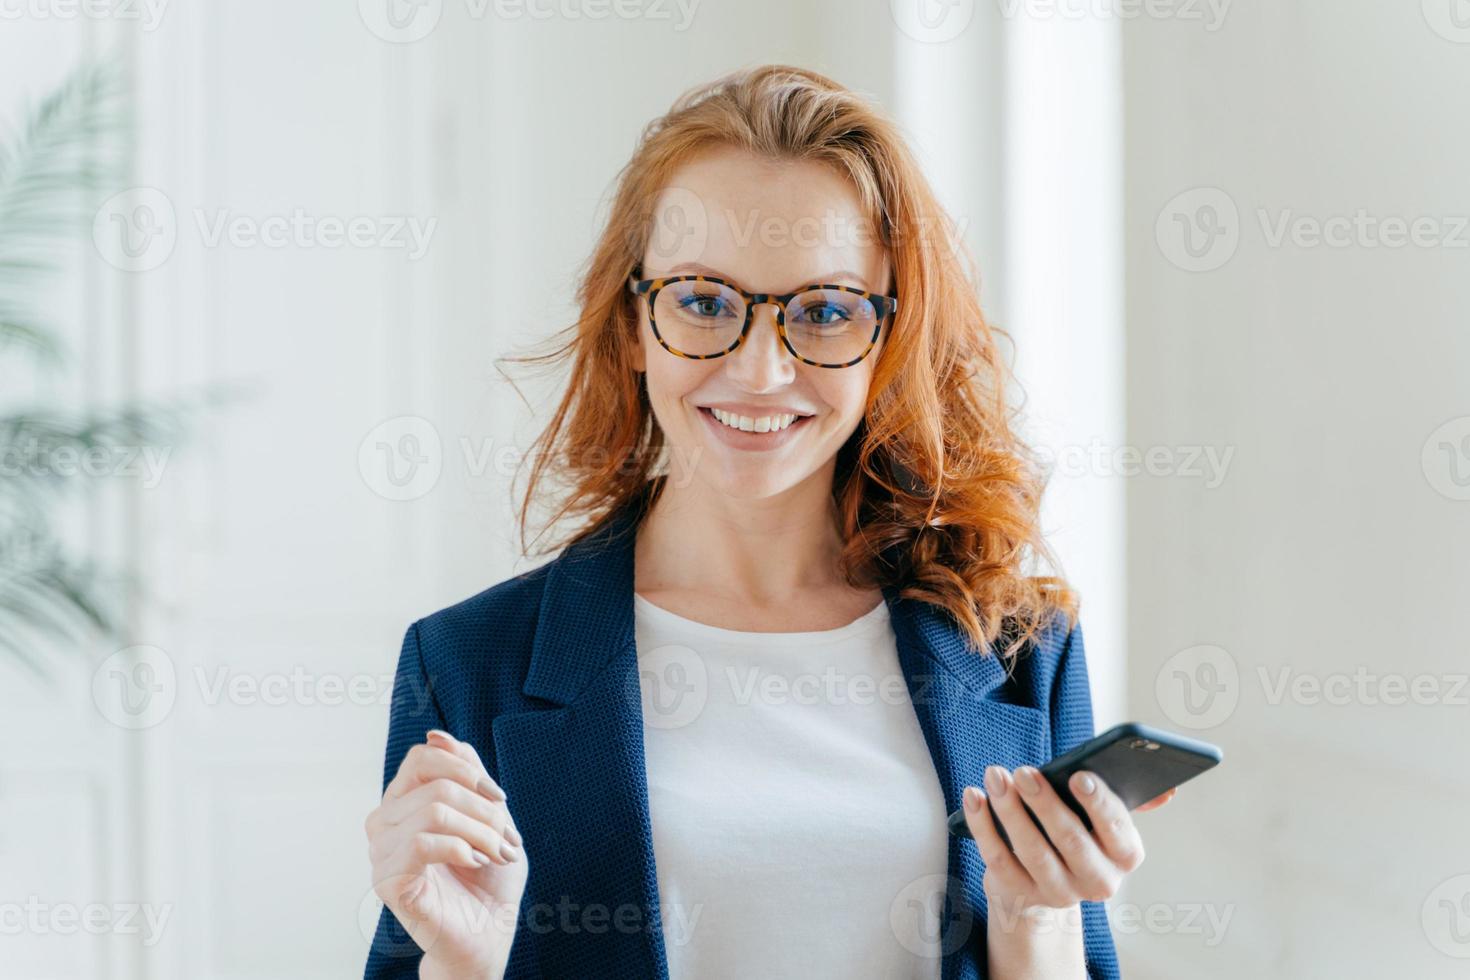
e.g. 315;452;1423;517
652;279;747;357
784;289;879;365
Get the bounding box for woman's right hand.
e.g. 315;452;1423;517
365;728;529;980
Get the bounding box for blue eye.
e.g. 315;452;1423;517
793;300;854;327
677;294;734;318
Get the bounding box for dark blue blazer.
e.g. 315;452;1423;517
364;502;1121;979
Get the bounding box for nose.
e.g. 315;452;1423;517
725;301;796;391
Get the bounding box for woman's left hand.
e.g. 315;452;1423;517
960;765;1175;914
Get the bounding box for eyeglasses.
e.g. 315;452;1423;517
626;264;899;369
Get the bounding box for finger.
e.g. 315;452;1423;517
1070;771;1146;872
961;786;1033;891
384;742;497;804
984;766;1075;904
370;808;495;871
370;777;523;848
426;729;509;802
1013;766;1117;902
424;731;523;847
384;830;495;881
390;800;521;867
1135;787;1177;812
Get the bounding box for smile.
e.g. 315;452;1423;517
709;408;802;432
696;406;815;450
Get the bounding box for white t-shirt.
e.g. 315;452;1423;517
633;592;951;980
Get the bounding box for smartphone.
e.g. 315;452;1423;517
946;722;1223;844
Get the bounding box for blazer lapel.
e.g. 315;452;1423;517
883;583;1052;979
492;500;1051;980
490;504;669;979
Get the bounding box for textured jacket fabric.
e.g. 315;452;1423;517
363;500;1121;979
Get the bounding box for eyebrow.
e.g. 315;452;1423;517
662;261;872;293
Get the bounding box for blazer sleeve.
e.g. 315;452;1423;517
363;621;446;980
1049;619;1123;980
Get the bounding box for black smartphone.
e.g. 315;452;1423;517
946;722;1223;844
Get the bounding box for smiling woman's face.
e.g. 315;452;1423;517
633;145;892;503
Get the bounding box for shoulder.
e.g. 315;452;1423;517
998;612;1095;755
1001;612;1085;701
412;559;555;651
399;559;556;718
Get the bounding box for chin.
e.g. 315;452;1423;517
686;460;790;501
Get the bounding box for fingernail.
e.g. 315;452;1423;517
499;840;520;863
426;729;455;743
477;778;506;802
504;823;523;846
472;849;493;867
1076;771;1097;797
985;765;1008;798
1016;766;1042;796
963;786;984;813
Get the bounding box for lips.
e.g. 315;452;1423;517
706;406;803;433
697;403;816;421
696;405;814;449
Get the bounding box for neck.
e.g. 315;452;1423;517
634;465;848;605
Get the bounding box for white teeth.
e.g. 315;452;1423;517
710;408;801;433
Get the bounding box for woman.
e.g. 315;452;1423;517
362;64;1172;980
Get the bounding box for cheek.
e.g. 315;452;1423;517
816;372;873;431
644;354;711;419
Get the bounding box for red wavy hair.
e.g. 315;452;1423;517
498;64;1077;661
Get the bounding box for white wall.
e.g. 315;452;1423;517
1122;2;1470;977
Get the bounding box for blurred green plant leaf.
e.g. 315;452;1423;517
0;56;209;679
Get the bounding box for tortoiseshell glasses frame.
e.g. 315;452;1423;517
625;264;900;369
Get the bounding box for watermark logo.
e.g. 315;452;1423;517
1257;209;1469;250
359;0;701;42
192;209;436;259
359;416;443;502
1155;643;1238;729
644;185;709;268
92;190;437;270
0;0;170;30
360;877;446;957
1160;188;1470;270
1035;438;1235;488
890;872;969;957
638;643;708;730
93;187;177;272
92;645;177;729
1423;0;1470;43
0;898;172;945
92;654;429;727
359;0;444;42
994;0;1231;30
0;439;172;488
1258;665;1468;709
1156;643;1468;729
1423;874;1470;957
1156;187;1240;272
890;0;975;43
1422;416;1470;501
724;665;912;708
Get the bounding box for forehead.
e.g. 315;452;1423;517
644;145;888;292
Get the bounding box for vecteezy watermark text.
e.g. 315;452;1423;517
0;898;172;946
93;187;438;272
